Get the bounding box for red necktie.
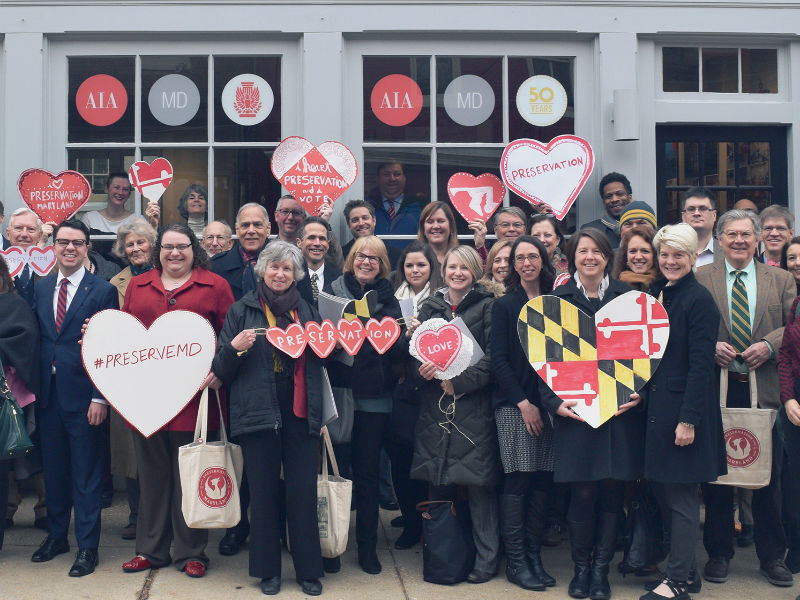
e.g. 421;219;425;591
386;199;396;220
55;278;69;334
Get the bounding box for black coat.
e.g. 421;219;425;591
644;272;726;483
211;290;324;438
210;240;267;301
411;285;500;487
297;263;340;306
540;277;645;482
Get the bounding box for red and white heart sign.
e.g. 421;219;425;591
305;320;338;358
27;246;57;276
501;135;594;220
271;136;358;215
266;323;308;359
415;324;464;371
262;317;401;358
335;318;367;355
365;317;401;354
447;172;506;224
81;309;216;438
17;168;91;225
0;247;26;277
128;158;174;202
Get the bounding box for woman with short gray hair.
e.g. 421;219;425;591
254;241;305;282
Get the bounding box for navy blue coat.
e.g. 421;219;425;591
210;240;267;301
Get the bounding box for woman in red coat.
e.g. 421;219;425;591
120;223;234;578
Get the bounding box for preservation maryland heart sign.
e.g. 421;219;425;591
17;168;91;224
128;158;174;202
517;291;669;428
447;172;506;223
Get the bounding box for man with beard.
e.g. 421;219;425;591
581;172;634;248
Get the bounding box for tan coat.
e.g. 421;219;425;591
695;260;796;410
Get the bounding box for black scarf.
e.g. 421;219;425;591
257;281;301;328
343;271;395;307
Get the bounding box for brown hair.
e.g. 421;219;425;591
417;201;459;249
565;228;614;276
613;227;656;278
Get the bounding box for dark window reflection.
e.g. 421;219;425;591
68;56;135;143
662;47;699;92
214;148;281;228
68;148;135;209
742;49;778;93
702;48;738;93
436;148;503;235
362;148;431;224
141;56;208;142
436;56;503;143
214;56;282;142
141;148;208;226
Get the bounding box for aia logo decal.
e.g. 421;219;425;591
198;467;233;508
725;427;760;468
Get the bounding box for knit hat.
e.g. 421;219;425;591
619;201;657;230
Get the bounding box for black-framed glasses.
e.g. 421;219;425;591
514;253;542;265
161;243;192;252
354;252;380;265
276;208;305;218
54;238;87;248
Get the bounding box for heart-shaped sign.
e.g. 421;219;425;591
336;318;366;355
517;291;669;428
501;135;594;220
365;317;401;354
28;246;57;276
128;158;174;202
265;323;307;359
0;247;26;277
17;168;91;225
409;318;474;380
447;172;506;223
305;320;338;358
81;309;216;438
271;136;358;215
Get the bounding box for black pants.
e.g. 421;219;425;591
238;381;322;580
387;440;427;534
653;482;699;581
702;378;785;563
781;406;800;525
351;410;390;550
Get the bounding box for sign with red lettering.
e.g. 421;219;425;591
305;320;338;358
447;172;506;224
271;136;358;215
75;74;128;127
501;136;594;220
260;317;401;358
0;247;26;278
365;317;401;354
128;158;174;203
265;323;308;359
18;168;91;225
81;310;216;438
370;74;423;127
410;318;474;380
27;246;57;276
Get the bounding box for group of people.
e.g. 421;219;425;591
1;163;800;600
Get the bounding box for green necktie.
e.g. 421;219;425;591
730;270;751;353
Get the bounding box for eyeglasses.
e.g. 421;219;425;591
514;253;542;265
203;235;230;242
496;222;526;230
276;208;305;218
161;243;192;252
682;206;714;214
54;238;87;248
354;252;380;265
721;230;755;241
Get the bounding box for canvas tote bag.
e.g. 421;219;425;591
712;370;776;489
318;426;352;558
179;388;244;528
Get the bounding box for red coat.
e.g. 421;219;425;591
122;267;235;431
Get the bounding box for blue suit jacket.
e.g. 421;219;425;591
35;270;119;411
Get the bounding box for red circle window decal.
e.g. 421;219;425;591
76;74;128;127
370;74;423;127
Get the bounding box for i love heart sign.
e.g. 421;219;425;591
409;318;474;380
81;310;216;438
271;136;358;215
517;291;669;428
17;168;91;225
501;135;594;220
128;158;174;202
0;245;57;277
265;317;401;358
447;172;506;224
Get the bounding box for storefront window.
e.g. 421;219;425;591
662;46;778;94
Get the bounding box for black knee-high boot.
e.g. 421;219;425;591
525;491;556;587
500;494;545;590
589;512;618;600
568;520;595;599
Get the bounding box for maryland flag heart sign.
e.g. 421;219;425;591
517;291;669;428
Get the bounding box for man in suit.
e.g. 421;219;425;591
341;199;401;268
6;207;44;306
275;194;343;271
682;187;719;267
31;219;118;576
296;216;341;306
696;209;795;588
580;172;633;249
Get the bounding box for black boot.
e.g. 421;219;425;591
500;494;545;590
589;512;618;600
525;491;556;587
786;521;800;574
568;520;595;599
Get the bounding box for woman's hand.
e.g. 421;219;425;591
786;399;800;427
614;392;641;416
201;372;223;390
441;379;455;396
145;201;161;228
406;316;421;338
468;220;487;250
556;400;584;422
231;328;257;352
418;361;438;381
518;399;543;436
675;422;695;446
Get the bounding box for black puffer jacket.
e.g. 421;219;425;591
211;290;323;438
410;284;500;487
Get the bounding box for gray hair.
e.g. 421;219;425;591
653;223;698;260
253;241;305;282
760;204;794;230
8;207;42;230
235;202;269;226
716;209;761;239
493;206;527;230
112;217;157;260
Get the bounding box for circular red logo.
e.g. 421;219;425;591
197;467;233;508
724;427;760;468
370;74;423;126
76;74;128;126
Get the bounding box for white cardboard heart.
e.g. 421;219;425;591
0;246;27;277
27;245;56;276
81;309;216;438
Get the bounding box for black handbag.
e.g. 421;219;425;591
417;500;476;585
0;356;34;459
619;482;668;574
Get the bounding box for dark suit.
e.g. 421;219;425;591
297;263;340;306
1;235;8;249
34;269;118;549
211;240;267;301
14;267;37;308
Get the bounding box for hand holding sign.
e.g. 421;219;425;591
18;168;91;225
409;318;474;380
128;158;174;203
0;245;57;277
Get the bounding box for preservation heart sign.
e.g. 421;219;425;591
447;172;506;223
517;291;669;428
409;318;474;380
271;136;358;214
17;168;91;225
128;158;174;202
264;317;401;358
81;309;216;438
501;135;594;220
0;245;57;277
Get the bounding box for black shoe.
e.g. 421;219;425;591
31;537;70;562
380;500;400;511
467;569;494;583
568;519;595;599
394;527;420;549
703;557;729;583
589;564;611;600
759;558;794;587
738;523;754;547
569;564;591;599
644;574;701;594
323;556;341;573
121;523;137;540
68;548;98;577
260;576;281;595
390;515;405;528
218;530;245;556
297;578;323;596
500;494;545;591
33;517;48;531
358;547;382;574
588;512;618;600
639;577;689;600
525;491;556;587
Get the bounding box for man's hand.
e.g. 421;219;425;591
87;403;108;426
741;341;770;370
715;341;737;368
145;201;161;228
675;423;695;446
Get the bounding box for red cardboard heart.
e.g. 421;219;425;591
365;317;401;354
17;168;91;225
501;135;594;220
271;136;358;215
265;323;308;359
27;246;57;276
336;318;366;355
447;172;506;223
0;247;26;277
305;320;338;358
415;324;463;371
128;158;174;202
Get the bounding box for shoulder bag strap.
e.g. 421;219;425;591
749;370;759;409
193;387;210;444
719;369;728;409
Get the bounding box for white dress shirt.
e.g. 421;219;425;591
695;237;715;267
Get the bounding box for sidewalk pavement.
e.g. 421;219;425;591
0;493;794;599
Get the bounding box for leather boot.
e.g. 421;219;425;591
525;491;556;587
500;495;545;590
568;520;595;599
589;512;618;600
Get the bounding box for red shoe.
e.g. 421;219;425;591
184;560;206;578
122;555;153;573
